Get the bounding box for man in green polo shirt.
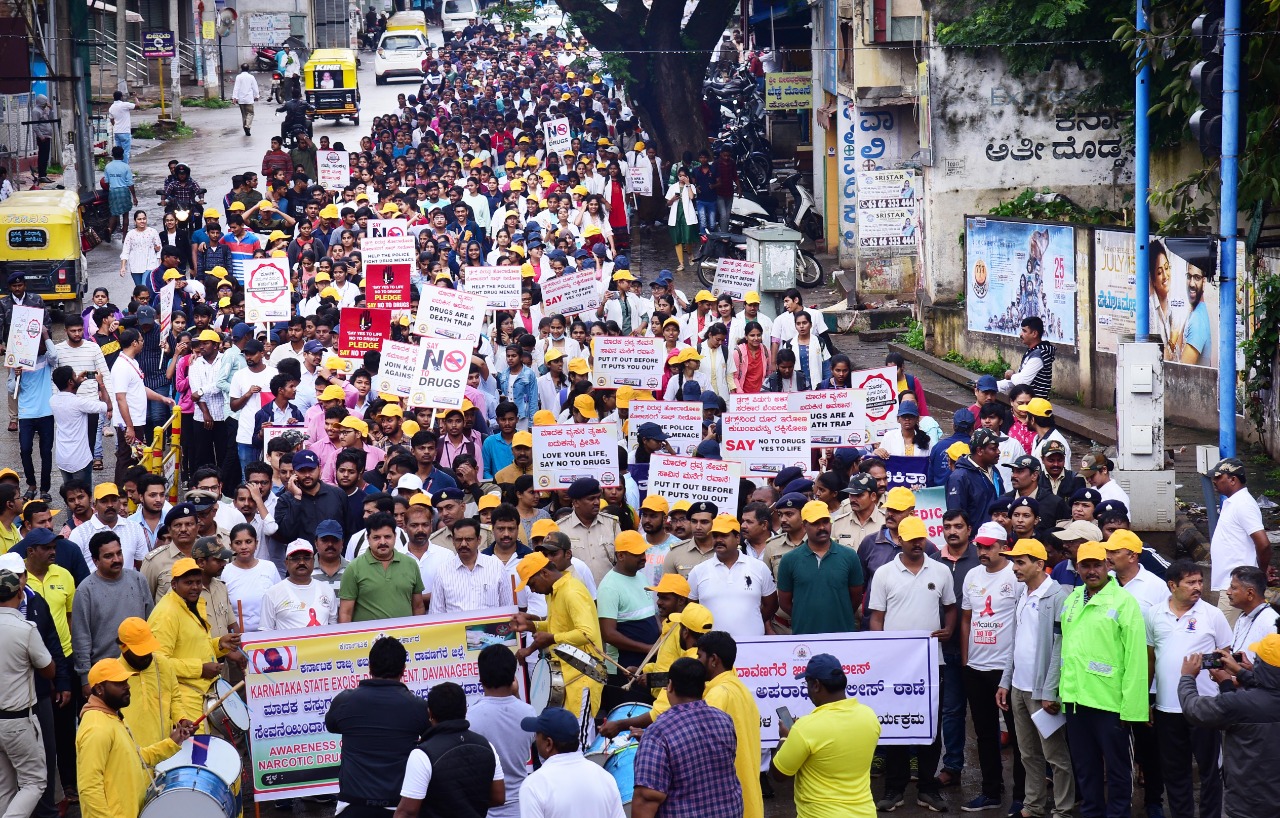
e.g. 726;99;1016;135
776;501;865;634
337;512;425;623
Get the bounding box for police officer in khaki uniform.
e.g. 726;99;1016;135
557;477;619;585
428;487;494;553
0;567;55;817
141;503;200;602
192;538;236;640
760;493;809;633
832;474;885;551
661;500;718;578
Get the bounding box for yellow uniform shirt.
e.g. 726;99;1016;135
27;564;75;655
648;645;697;720
535;573;604;720
705;669;764;818
147;590;228;725
772;696;881;818
643;619;684;699
119;654;182;750
0;523;18;555
76;701;181;818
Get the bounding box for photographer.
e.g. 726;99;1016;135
1179;634;1280;818
1223;565;1279;662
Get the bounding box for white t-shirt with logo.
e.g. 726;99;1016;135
960;562;1022;672
259;578;337;631
230;364;278;445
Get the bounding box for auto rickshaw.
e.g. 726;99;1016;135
303;48;361;125
0;190;87;312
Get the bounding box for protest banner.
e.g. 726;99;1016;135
735;630;939;747
243;258;291;322
627;164;652;196
728;393;789;414
374;338;421;398
722;412;810;477
463;266;521;310
712;257;761;300
362;236;416;311
259;423;302;459
533;421;621;489
544;117;572;153
337;307;391;361
4;304;43;368
851;366;900;436
625;399;704;457
591;336;665;390
785;389;870;447
158;283;175;334
408;336;472;411
412;285;485;341
365;218;410;239
316;150;349;189
541;269;601;317
241;609;521;801
884;455;930;492
647;454;741;512
914;486;947;550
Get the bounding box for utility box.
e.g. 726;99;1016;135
745;224;801;318
1112;469;1177;531
1116;340;1164;471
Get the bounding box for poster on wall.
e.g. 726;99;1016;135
964;218;1077;345
1094;229;1240;368
857;170;922;250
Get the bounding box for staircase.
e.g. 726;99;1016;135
90;28;149;95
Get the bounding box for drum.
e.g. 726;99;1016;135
585;702;650;764
552;644;608;684
203;679;251;742
155;735;242;790
141;766;238;818
529;657;565;711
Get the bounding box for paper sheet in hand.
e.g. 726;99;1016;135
1032;706;1066;738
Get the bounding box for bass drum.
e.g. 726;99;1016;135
529;656;565;712
141;767;238;818
586;702;650;805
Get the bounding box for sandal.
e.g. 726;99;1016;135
93;458;104;471
6;421;15;432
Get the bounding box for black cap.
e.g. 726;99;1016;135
1096;499;1128;516
1010;496;1040;515
774;493;807;510
1006;454;1041;472
687;500;718;517
566;477;602;499
164;503;198;525
1070;487;1102;505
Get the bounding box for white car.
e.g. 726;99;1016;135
441;0;477;41
374;30;427;85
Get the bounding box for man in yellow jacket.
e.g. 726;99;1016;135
147;558;239;727
699;630;764;818
116;617;181;749
512;551;605;723
76;658;193;818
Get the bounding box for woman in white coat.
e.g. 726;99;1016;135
665;166;699;271
874;401;934;460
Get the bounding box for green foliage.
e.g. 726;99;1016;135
986;188;1127;225
942;349;1010;378
181;96;233;109
1241;265;1280;450
133;122;194;140
483;0;541;29
902;320;925;350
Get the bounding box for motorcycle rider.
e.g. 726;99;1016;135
161;164;203;211
276;91;314;147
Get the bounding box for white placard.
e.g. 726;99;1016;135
533;421;621;489
712;257;761;300
366;218;410;239
591;336;665;390
736;631;939;747
627;165;652;196
722;412;811;477
158;283;175;334
786;389;871;447
244;259;291;323
647;453;741;512
4;304;44;369
541;269;601;317
728;393;789;414
412;285;486;341
544;117;572;154
463;266;522;310
407;336;473;410
851;366;900;436
362;234;416;266
317;150;350;189
260;422;301;459
625;399;704;457
375;338;421;398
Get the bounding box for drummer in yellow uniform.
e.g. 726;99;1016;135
76;659;194;818
115;617;181;749
147;558;239;729
643;573;694;699
511;551;604;722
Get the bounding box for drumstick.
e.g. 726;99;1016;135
236;601;245;635
582;643;634;678
623;626;675;690
191;679;246;730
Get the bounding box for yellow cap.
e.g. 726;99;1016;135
530;519;560;539
567;357;590;375
884;486;917;512
171;556;201;579
320;286;340;299
93;482;120;501
378;404;404;418
163;269;182;281
670;500;692;514
640;494;669;514
671;347;700;365
1105;529;1144;553
1004;538;1047;560
380;201;400;214
339;416;368;436
583;88;594;97
377;392;400;403
401;420;421;437
228;201;246;212
669;603;714;633
268;230;287;242
409;493;432;507
711;513;741;534
800;501;831;524
544;347;566;363
582;225;602;237
209;265;229;279
469;158;484;168
662;316;681;329
572;185;588;196
197;329;223;343
202;207;221;219
324;356;350;373
897;515;928;541
320;204;340;218
612;269;637;282
478;494;500;511
742;291;761;304
533;410;557;426
526;157;540;167
313;271;332;282
1248;633;1280;667
521;263;536;278
1025;398;1054;418
573;393;598;418
634;142;645;151
319;384;347;401
88;659;134;687
355;191;370;201
512;430;533;448
217;297;232;308
945;442;971;460
514;551;550;591
646;573;689;596
1076;541;1108;563
615;385;636;408
117;617;162;655
614;530;649;555
561;92;571;101
694;290;715;303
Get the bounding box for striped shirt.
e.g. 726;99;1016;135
69;515;151;571
188;353;229;421
54;340;109;399
219;231;261;283
427;552;513;614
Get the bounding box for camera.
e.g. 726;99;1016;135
1201;651;1244;670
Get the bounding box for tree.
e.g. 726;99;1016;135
548;0;739;162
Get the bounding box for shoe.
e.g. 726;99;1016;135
918;792;949;812
870;753;884;778
22;487;36;501
676;263;684;271
962;795;1001;812
909;755;919;781
39;492;51;504
875;792;905;812
1006;802;1029;818
37;176;53;183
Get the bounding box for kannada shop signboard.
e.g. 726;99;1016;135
592;336;665;390
337;307;390;361
735;631;939;748
412;285;485;341
244;259;291;322
722;412;810;477
857;169;922;251
646;454;741;513
764;72;813;111
965;217;1077;345
408;337;472;410
533;422;621;489
242;610;521;801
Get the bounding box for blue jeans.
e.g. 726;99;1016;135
18;415;54;492
131;272;145;288
716;196;733;232
695;200;717;236
114;133;132;164
940;651;967;774
238;443;259;479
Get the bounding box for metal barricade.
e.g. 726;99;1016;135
143;405;183;503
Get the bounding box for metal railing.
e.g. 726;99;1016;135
90;28;149;85
144;405;184;503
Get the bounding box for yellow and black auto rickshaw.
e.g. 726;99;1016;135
304;48;361;125
0;190;87;312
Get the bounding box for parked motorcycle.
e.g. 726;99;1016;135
694;231;824;289
268;72;284;103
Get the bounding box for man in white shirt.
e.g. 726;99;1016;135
228;339;277;480
231;63;259;136
54;313;110;469
959;521;1024;811
393;682;505;816
428;518;512;614
1080;453;1130;507
769;289;822;364
69;482;151;571
686;514;776;640
259;540;336;630
49;366;106;485
107;89;136;162
518;706;626;818
111;328;174;487
1145;559;1231;818
188;329;229;478
1223;565;1279;660
1207;457;1272;626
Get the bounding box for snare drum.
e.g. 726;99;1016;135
141;766;238;818
529;657;565;711
203;679;251;742
155;735;242;790
552;644;608;684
